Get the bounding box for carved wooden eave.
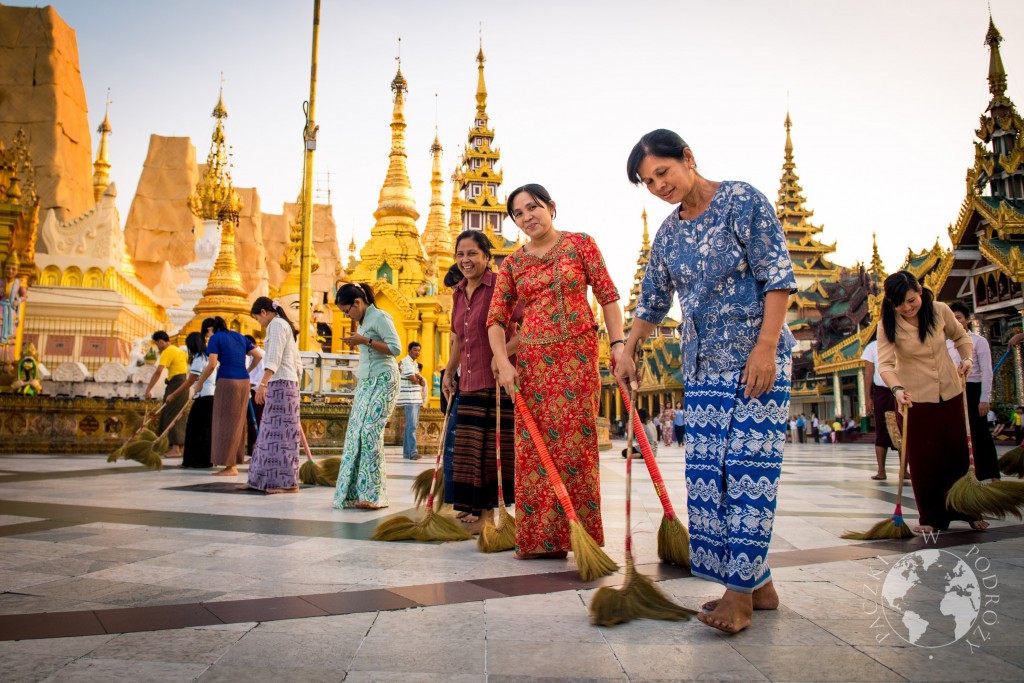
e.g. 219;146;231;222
978;236;1024;281
812;319;878;375
948;195;977;246
977;199;1024;237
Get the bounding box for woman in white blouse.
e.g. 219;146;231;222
240;297;302;493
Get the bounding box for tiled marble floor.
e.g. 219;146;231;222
0;440;1022;682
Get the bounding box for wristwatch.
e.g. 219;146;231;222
891;385;905;395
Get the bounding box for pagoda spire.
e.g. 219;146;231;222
972;14;1024;200
92;90;112;203
775;111;839;289
624;209;653;321
421;129;454;274
870;232;886;280
448;168;464;242
475;39;488;116
346;59;428;295
185;87;255;335
986;14;1009;108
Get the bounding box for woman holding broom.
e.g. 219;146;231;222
442;230;520;525
877;271;989;533
615;129;796;634
333;283;402;509
168;332;216;469
488;183;624;560
192;317;263;477
239;297;302;494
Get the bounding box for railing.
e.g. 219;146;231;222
22;312;157;374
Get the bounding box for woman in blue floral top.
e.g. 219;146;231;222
615;129;796;634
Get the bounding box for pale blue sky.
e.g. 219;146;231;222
12;0;1024;294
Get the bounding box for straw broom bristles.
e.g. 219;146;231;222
371;400;471;543
297;422;339;486
998;445;1024;478
412;467;443;508
590;396;693;625
842;408;916;540
946;383;1024;520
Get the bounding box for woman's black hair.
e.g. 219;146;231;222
947;300;971;319
443;263;464;288
185;331;206;363
203;316;227;334
506;183;556;220
454;229;494;262
881;271;935;344
626;129;690;185
251;296;298;338
336;282;375;307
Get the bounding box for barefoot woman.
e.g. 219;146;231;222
616;130;795;633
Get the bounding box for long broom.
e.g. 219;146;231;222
371;401;471;542
297;418;338;486
590;390;695;626
479;388;516;553
947;380;1024;520
842;407;916;540
615;380;689;566
513;391;618;581
113;398;193;470
412;399;456;506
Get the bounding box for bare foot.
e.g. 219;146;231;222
214;467;238;476
234;483;253;490
970;519;990;530
697;589;753;634
460;513;481;524
456;511;471;520
871;473;886;480
352;501;385;509
703;581;779;612
913;525;935;533
266;487;300;494
514;550;568;560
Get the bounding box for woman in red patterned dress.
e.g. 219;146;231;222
487;183;625;560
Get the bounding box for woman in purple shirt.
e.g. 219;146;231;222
442;231;521;525
193;316;263;476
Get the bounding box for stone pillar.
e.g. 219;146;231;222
1015;346;1024;406
856;367;867;424
420;310;438;409
832;372;842;418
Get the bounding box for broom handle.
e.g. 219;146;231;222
615;380;678;520
124;399;167;443
424;397;456;510
513;390;581;524
993;348;1011;374
625;388;636;556
154;397;192;440
298;420;314;462
895;407;909;510
495;388;506;505
960;378;977;473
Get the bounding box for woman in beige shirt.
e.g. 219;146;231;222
877;271;988;532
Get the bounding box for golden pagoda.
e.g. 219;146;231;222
178;89;258;340
277;204;321;300
347;63;428;296
420;131;454;279
869;232;886;280
777;113;840;289
623;208;651;322
92;96;112;203
452;42;520;263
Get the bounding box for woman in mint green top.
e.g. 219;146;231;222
333;283;402;509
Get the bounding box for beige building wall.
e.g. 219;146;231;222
0;5;95;222
123;135;202;305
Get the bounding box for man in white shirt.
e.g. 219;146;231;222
398;342;425;460
948;302;1000;480
861;338;897;480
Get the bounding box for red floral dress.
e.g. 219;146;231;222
487;232;619;553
